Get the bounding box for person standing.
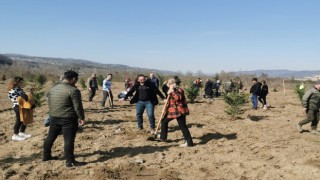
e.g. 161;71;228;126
204;79;214;98
250;78;261;110
101;74;113;109
87;73;98;102
43;70;86;167
149;73;160;88
159;78;194;147
297;80;320;134
120;74;165;134
258;80;269;109
124;77;133;91
8;77;32;141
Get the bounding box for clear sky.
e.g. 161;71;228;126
0;0;319;74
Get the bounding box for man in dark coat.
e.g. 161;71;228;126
250;78;261;110
120;74;165;134
204;79;214;98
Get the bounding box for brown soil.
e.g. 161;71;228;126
0;81;319;180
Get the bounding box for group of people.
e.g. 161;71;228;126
250;78;269;110
7;71;193;168
204;79;221;98
86;73;114;109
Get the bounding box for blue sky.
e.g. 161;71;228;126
0;0;319;74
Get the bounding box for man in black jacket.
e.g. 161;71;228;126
87;73;98;102
250;78;261;110
120;74;165;134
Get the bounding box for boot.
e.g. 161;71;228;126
310;126;319;134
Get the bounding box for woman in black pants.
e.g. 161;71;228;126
8;77;32;141
258;80;269;109
160;78;193;147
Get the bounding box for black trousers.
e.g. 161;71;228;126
13;105;26;134
88;88;97;102
160;115;193;146
43;118;78;163
258;95;267;105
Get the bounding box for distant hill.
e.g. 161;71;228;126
233;69;320;78
4;53;176;75
3;54;320;78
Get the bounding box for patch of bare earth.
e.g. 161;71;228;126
1;82;320;179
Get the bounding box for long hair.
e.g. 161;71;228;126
7;77;24;90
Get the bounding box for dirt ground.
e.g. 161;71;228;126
1;81;320;180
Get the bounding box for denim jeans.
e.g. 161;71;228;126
43;117;78;163
251;94;258;109
136;101;155;129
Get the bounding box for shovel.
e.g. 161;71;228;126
146;96;170;141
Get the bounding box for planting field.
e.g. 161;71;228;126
0;81;319;180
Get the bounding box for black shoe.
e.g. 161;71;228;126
42;156;59;162
66;161;87;168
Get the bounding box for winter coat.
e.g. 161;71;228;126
250;82;262;96
125;80;165;106
47;82;85;120
165;88;190;119
260;84;269;96
302;87;320;111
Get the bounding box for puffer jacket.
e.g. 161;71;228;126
47;82;85;120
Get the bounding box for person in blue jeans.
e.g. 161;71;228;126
120;74;165;134
250;78;262;110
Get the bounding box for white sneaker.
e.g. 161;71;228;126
179;142;188;147
12;134;25;141
18;132;32;139
263;105;267;110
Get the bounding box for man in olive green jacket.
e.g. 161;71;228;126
43;70;86;167
297;80;320;134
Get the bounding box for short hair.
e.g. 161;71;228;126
64;70;79;80
252;78;257;81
